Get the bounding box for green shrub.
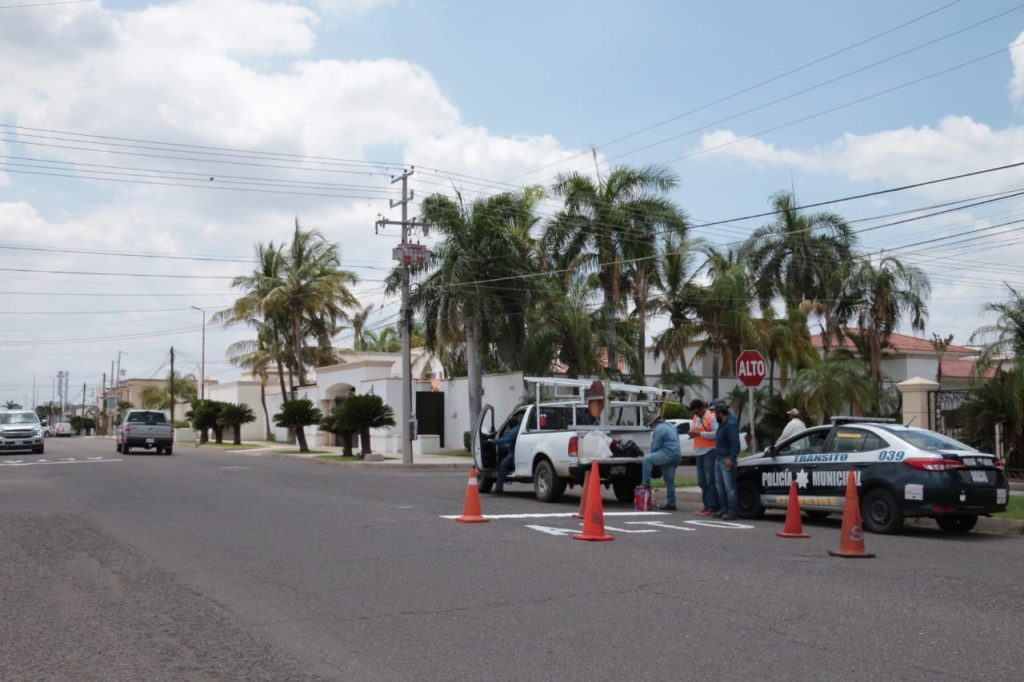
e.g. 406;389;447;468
463;431;471;450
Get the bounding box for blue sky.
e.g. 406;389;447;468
2;0;1024;406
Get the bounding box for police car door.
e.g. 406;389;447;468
763;427;831;509
812;426;887;505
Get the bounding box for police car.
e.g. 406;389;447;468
736;417;1010;534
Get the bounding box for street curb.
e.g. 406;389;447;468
258;452;468;471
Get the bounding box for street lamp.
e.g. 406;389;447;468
191;306;206;400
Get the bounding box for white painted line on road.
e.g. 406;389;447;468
525;525;577;536
625;521;696;532
685;519;754;529
0;458;123;467
440;511;671;520
604;525;658;534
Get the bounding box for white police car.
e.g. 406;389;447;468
736;417;1010;534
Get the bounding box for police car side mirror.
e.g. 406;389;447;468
764;446;775;457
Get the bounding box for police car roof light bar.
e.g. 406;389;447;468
829;416;897;424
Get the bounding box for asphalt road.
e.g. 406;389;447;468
2;437;1022;681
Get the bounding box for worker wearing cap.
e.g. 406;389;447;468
776;407;806;445
712;401;741;520
642;411;682;511
689;399;720;516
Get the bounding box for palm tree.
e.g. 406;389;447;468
262;221;359;397
273;399;323;453
546;164;688;374
754;308;817;396
320;405;358;456
409;191;539;431
350;303;375;351
789;356;874;423
338;394;396;457
140;385;164;409
651;235;704;382
970;283;1024;370
846;255;931;391
217;402;257;446
691;247;754;398
743;191;855;314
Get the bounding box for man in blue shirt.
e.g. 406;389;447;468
642;412;682;510
712;401;741;519
488;416;521;495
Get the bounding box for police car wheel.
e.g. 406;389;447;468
861;488;904;534
736;480;764;519
935;514;977;534
477;472;494;494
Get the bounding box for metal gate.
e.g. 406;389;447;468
415;391;445;448
928;389;970;442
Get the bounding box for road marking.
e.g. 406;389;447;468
440;511;670;520
625;521;696;532
685;519;754;529
0;458;123;467
525;525;578;537
604;525;657;533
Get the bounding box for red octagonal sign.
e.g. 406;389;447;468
736;349;766;388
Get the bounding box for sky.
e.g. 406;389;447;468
2;0;1024;408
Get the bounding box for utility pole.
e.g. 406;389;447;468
101;372;106;435
81;382;86;434
116;351;122;402
57;371;64;422
169;347;175;423
376;168;428;464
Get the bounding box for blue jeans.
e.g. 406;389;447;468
714;456;738;515
642;451;682;506
495;447;515;491
696;452;720;511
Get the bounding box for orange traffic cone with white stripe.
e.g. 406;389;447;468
455;468;489;523
777;481;810;539
573;461;613;542
829;472;875;558
574;468;590;519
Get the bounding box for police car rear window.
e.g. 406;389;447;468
832;428;889;453
879;427;976;453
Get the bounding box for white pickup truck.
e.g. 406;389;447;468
471;377;673;503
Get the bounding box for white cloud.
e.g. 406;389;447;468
309;0;397;17
1011;30;1024;106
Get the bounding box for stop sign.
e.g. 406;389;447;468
736;349;766;387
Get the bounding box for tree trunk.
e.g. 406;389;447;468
295;425;308;453
341;432;354;457
768;356;776;396
200;427;209;444
711;348;721;399
292;308;305;398
260;380;271;440
604;287;617;376
360;426;371;457
213;427;224;444
233;426;241;446
466;315;483;434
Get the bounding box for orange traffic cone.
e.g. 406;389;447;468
574;469;590;519
573;461;614;541
777;481;810;538
455;468;489;523
829;472;875;558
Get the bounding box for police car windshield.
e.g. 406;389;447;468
879;427;976;453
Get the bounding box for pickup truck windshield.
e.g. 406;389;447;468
0;413;39;424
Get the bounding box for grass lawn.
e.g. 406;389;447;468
269;448;330;455
995;496;1024;520
315;455;364;462
437;449;472;457
188;441;261;450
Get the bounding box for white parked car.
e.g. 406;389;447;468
664;418;697;463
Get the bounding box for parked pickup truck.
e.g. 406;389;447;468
117;409;174;455
472;377;673;503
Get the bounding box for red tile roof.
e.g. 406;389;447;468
940;360;996;379
810;330;974;355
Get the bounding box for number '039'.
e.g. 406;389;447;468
879;450;905;461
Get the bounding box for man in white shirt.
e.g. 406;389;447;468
776;408;806;445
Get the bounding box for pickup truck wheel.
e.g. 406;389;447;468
533;459;565;503
737;480;765;519
165;447;173;456
32;445;44;455
122;442;131;454
612;480;635;504
477;472;494;493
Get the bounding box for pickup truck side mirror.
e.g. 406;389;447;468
764;446;775;457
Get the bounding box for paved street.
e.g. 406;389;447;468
2;437;1022;681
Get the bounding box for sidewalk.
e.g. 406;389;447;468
195;441;472;470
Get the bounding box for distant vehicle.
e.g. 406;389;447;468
54;422;73;437
736;417;1010;534
0;409;45;454
40;418;52;437
116;410;174;455
472;377;673;503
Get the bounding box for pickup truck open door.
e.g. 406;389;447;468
472;404;497;492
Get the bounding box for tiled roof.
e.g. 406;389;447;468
810;329;974;355
940;360;996;379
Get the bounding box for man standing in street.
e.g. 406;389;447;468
689;399;720;517
488;415;521;495
712;401;741;520
642;411;682;511
776;407;806;445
